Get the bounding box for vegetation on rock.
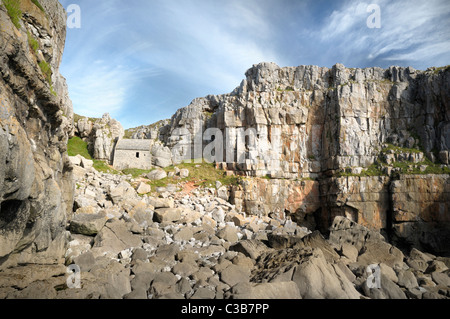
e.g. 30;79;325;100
2;0;22;29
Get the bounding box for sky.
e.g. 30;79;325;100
59;0;450;129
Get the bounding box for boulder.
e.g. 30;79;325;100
147;197;174;209
174;228;194;242
362;274;407;299
172;261;199;278
69;156;82;166
153;208;182;223
357;241;404;269
329;216;386;251
267;233;304;249
179;169;189;178
73;251;96;272
92;220;143;257
291;248;361;299
220;264;251;287
79;156;94;169
217;226;239;244
396;269;418;289
136;182;151;195
431;272;450;287
191;287;216;299
147;169;168;181
231;281;301;299
297;231;340;263
151;144;173;168
230;239;271;260
69;213;107;236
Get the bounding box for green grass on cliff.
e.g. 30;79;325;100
38;60;57;96
68;137;92;159
38;60;52;84
67;137;119;174
382;143;422;154
337;164;385;178
31;0;45;13
27;31;39;52
2;0;22;29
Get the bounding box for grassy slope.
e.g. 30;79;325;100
67;137;239;191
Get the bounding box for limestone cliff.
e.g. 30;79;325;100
0;0;73;268
159;62;450;255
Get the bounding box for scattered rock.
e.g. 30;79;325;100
69;213;107;236
230;239;271;260
136;182;152;195
153;208;182;223
220;264;251;287
179;169;189;178
217;226;239;244
431;272;450;287
396;270;418;289
147;169;168;181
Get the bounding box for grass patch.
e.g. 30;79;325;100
431;65;450;75
68;137;119;174
122;168;153;178
31;0;45;12
172;161;241;187
143;160;242;192
382;143;422;154
337;164;385;177
38;60;57;96
27;32;39;52
2;0;22;29
39;60;52;84
68;136;92;159
93;159;119;174
203;111;214;120
392;159;450;175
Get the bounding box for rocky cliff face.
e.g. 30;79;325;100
159;62;450;255
164;62;449;177
74;113;124;164
0;0;73;269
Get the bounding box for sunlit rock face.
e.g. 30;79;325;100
160;62;449;255
0;0;74;268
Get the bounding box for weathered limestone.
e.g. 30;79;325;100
390;174;450;255
151;62;449;251
0;0;73;268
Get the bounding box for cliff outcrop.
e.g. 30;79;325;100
73;113;124;164
159;62;449;255
0;0;73;269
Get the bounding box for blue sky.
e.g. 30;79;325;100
59;0;450;129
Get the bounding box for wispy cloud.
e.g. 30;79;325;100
59;0;450;128
314;0;450;68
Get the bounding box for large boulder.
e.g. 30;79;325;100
147;169;167;181
253;247;361;299
69;213;107;236
231;281;301;299
151;144;173;168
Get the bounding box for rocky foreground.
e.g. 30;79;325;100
1;159;448;300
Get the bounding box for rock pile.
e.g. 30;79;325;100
1;159;448;299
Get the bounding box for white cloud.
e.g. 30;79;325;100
64;60;159;118
315;0;450;68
